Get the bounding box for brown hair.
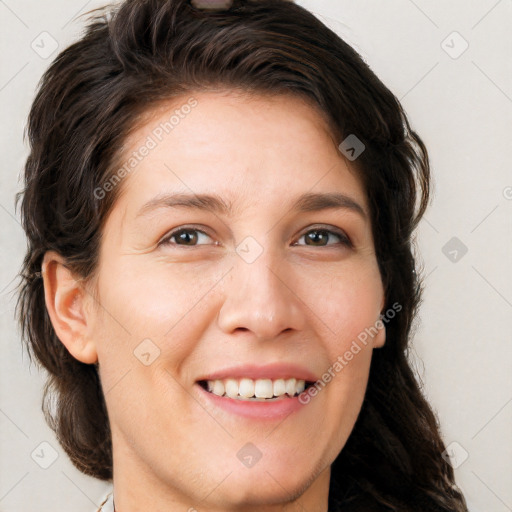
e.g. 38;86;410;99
17;0;468;509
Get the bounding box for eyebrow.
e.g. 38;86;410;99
136;191;367;220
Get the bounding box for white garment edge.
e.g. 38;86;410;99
97;491;115;512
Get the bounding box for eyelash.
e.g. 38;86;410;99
159;225;352;249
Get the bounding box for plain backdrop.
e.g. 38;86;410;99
1;1;511;511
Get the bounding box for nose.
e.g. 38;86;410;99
216;249;306;341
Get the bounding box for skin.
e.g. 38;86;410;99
43;90;385;512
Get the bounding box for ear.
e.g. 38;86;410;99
42;251;98;364
373;295;387;349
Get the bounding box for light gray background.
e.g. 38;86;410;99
1;1;511;511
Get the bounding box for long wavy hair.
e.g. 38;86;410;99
16;0;468;510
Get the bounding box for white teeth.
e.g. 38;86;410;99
254;379;274;398
285;378;297;396
211;380;225;397
273;378;286;397
203;377;308;400
238;378;255;398
225;379;239;399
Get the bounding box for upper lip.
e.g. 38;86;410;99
197;363;319;383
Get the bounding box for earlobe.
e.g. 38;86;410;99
42;251;98;364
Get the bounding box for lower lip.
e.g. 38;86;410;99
196;384;309;420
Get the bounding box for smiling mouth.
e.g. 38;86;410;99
198;377;315;401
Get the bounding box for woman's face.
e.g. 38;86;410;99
89;91;385;510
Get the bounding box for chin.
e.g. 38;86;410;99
218;484;303;509
217;456;324;507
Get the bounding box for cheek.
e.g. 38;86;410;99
304;264;383;350
296;263;382;410
91;258;223;388
95;256;221;336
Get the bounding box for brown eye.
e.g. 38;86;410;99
295;227;352;248
160;228;213;247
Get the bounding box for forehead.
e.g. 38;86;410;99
111;90;367;216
